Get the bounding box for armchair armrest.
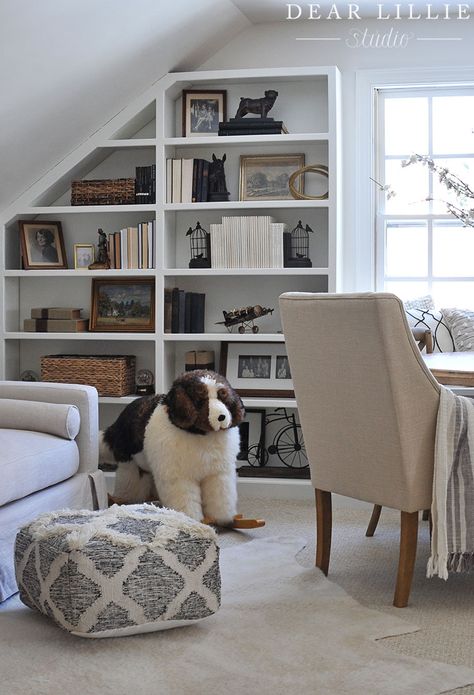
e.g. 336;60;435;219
0;381;99;474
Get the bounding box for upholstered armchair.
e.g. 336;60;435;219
0;381;107;601
279;292;440;607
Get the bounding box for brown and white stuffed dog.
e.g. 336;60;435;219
99;370;245;526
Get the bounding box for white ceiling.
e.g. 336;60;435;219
231;0;469;22
0;0;249;213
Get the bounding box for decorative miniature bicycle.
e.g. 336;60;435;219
246;408;308;469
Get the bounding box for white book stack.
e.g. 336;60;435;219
209;216;286;269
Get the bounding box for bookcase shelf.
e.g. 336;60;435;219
1;66;341;460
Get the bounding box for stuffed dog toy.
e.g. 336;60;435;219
100;370;263;528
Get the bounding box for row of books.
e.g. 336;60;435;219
166;158;210;204
164;288;205;333
209;216;287;268
24;307;88;333
135;165;156;204
107;221;155;269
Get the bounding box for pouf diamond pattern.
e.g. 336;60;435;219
15;504;220;637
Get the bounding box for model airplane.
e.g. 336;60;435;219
216;304;274;334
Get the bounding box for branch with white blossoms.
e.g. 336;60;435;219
369;176;396;200
401;153;474;228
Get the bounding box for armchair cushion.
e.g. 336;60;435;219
441;308;474;351
405;307;455;353
0;399;80;440
0;431;79;506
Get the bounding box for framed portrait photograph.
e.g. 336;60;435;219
182;90;227;137
219;342;294;397
19;220;68;270
73;243;95;269
90;278;155;333
239;154;305;201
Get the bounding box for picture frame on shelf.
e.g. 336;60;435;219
90;277;155;333
237;408;266;462
182;90;227;137
19;220;68;270
219;342;295;397
73;243;95;269
239;154;305;201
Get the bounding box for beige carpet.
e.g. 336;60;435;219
220;496;474;695
1;512;474;694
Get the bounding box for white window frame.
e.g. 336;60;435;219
355;66;474;292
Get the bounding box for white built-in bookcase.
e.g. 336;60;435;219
0;66;341;436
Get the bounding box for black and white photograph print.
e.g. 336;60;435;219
219;342;295;398
182;90;227;137
238;355;271;379
19;220;68;270
276;355;291;380
239;154;305;201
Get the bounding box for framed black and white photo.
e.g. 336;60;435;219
219;342;294;397
239;154;305;201
19;220;68;270
237;409;265;462
182;90;227;137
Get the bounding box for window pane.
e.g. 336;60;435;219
386;223;428;277
384;281;429;301
384;159;429;213
431;158;474;214
384;97;428;155
433;96;474;155
432;282;474;308
433;222;474;277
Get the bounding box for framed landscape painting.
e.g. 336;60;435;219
239;154;305;201
90;278;155;332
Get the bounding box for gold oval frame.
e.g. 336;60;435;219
289;164;329;200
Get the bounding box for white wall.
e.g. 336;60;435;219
199;18;474;290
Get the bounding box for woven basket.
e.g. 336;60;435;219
41;354;136;397
71;179;136;206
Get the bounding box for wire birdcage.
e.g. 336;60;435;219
284;220;313;267
186;221;211;268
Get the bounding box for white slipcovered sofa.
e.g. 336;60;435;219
0;381;107;601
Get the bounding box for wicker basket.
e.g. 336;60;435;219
41;354;136;397
71;178;136;206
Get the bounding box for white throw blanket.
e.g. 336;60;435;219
428;386;474;579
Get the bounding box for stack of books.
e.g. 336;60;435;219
24;308;88;333
164;288;205;333
209;216;287;268
107;221;155;269
218;118;288;136
135;166;156;204
166;158;210;203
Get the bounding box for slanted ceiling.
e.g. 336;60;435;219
0;0;250;213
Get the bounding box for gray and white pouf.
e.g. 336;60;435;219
14;504;221;638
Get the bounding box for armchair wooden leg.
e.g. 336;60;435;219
315;489;332;576
366;504;382;537
393;510;419;608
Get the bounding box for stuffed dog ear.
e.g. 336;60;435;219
217;384;245;427
164;384;198;429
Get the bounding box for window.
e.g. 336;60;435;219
376;88;474;306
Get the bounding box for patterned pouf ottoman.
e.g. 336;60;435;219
14;504;221;638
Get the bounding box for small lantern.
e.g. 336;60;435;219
283;220;313;268
186;221;211;268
